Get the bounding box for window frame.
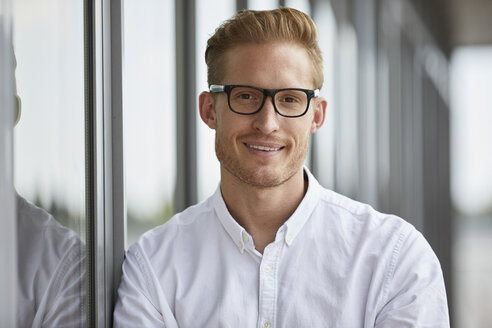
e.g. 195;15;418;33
0;0;17;325
84;0;125;326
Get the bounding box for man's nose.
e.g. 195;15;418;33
252;96;280;134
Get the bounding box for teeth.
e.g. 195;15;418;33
247;144;282;151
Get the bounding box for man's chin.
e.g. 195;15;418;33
224;164;294;188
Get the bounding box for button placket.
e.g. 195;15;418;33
258;240;283;328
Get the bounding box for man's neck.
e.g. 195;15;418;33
220;168;307;253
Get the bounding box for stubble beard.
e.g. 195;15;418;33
215;132;309;188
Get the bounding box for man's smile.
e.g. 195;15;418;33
244;143;284;152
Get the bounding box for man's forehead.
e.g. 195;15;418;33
220;42;316;88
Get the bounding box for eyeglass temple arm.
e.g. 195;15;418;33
209;85;225;93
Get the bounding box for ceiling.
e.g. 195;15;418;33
449;0;492;47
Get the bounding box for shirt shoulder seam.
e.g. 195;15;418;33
318;194;377;219
131;245;162;313
380;225;413;304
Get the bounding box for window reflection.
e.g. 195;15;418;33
15;194;85;327
13;0;86;326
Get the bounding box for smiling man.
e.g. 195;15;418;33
114;8;449;327
202;40;326;254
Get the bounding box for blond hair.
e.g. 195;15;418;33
205;8;323;89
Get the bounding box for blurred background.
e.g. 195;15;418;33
10;0;492;326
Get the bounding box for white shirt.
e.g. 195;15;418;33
17;195;85;328
114;169;449;327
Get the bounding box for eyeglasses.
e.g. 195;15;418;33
209;84;319;118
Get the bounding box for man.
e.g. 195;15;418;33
114;8;449;327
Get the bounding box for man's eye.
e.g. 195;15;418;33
280;96;299;103
238;93;255;100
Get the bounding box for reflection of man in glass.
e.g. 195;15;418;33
14;58;85;327
114;8;449;327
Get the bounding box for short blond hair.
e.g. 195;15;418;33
205;8;323;89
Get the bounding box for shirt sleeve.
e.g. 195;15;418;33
374;228;450;328
113;245;178;328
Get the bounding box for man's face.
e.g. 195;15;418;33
200;42;326;188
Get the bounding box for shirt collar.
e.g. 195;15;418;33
282;167;320;246
212;187;250;253
212;167;321;252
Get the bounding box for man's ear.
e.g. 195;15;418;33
310;97;327;134
199;91;216;129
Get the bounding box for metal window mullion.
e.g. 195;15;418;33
83;0;97;326
85;0;125;326
103;0;125;323
175;0;197;212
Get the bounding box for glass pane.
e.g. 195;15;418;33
13;0;86;326
335;24;359;198
248;0;278;10
450;46;492;327
196;0;235;201
123;0;176;247
285;0;310;13
312;1;337;189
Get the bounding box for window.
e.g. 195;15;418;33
13;0;86;325
335;24;359;198
451;46;492;327
0;0;16;323
123;0;176;247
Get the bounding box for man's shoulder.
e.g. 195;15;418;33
314;186;415;238
313;187;436;280
317;187;391;217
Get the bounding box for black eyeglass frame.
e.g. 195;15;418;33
209;84;320;118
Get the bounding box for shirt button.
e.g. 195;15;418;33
286;234;293;243
263;265;272;273
238;242;243;249
263;322;271;328
242;234;249;243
